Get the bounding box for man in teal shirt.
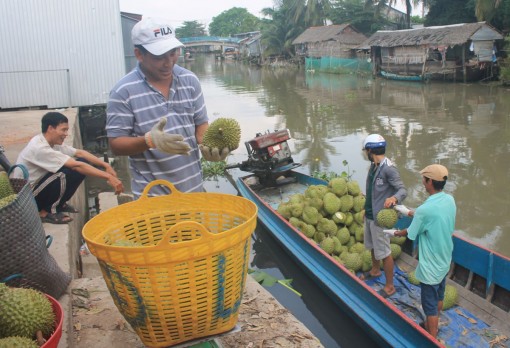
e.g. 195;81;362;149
394;164;456;338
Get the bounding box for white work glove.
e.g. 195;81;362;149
382;229;397;236
394;204;411;217
199;144;230;162
145;118;191;155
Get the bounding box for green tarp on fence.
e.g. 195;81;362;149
305;57;372;73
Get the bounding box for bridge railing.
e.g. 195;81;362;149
179;36;242;44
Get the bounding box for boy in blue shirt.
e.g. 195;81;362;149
394;164;456;338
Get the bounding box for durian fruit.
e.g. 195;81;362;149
328;177;347;196
0;284;55;339
336;227;350;245
0;172;15;200
361;249;373;272
320;237;335;254
407;270;420;285
323;192;341;215
347;181;361;196
376;208;398;228
390;243;402;259
0;193;17;209
202;117;241;151
0;336;38;348
343;253;363;272
112;240;142;247
443;284;458;310
352;195;366;213
390;235;406;245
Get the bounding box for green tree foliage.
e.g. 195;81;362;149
208;8;261;36
288;0;332;27
411;15;425;24
175;21;207;38
490;0;510;32
330;0;393;35
261;3;305;57
424;0;477;26
476;0;503;21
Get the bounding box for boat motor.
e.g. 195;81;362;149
225;129;301;188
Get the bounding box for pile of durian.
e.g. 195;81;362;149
276;177;404;274
0;171;17;209
0;283;56;347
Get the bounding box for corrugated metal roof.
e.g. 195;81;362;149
359;22;503;49
292;24;367;45
0;0;126;109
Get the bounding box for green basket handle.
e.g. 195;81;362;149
139;179;184;200
153;221;214;249
8;163;29;180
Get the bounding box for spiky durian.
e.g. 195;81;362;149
347;181;361;196
0;172;15;200
443;285;458;310
202;117;241;151
0;336;38;348
376;208;398;228
328;177;347;196
0;284;55;339
0;194;17;209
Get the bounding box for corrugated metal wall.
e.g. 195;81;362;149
0;0;125;109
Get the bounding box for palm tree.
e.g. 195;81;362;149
476;0;502;21
364;0;430;29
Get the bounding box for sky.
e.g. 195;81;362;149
119;0;275;30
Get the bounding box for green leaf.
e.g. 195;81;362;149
248;269;301;296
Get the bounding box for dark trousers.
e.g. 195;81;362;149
33;158;87;214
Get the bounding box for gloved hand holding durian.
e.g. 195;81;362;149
200;117;241;162
145;118;191;155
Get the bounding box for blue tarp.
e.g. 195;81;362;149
361;267;509;347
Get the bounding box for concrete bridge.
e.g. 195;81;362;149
180;36;241;53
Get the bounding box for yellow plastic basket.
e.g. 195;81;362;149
82;180;258;347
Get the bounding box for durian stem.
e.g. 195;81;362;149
36;330;46;346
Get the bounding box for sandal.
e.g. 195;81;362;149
359;271;382;281
58;203;78;213
41;212;73;224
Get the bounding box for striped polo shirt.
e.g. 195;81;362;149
106;63;208;198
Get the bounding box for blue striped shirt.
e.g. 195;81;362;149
106;63;208;197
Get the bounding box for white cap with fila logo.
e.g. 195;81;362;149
132;17;184;56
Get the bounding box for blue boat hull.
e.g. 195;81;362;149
237;172;440;347
381;70;423;81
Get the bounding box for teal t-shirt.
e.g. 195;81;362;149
407;192;456;285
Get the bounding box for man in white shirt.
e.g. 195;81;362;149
16;112;124;224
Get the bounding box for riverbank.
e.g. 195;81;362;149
0;108;322;347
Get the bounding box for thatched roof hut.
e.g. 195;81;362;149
293;24;367;58
293;24;367;46
359;22;504;82
359;22;503;49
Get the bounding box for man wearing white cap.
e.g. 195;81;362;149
394;164;457;338
106;17;228;198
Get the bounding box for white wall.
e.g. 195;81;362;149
0;0;125;109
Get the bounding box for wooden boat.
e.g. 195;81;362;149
235;170;510;347
381;70;423;82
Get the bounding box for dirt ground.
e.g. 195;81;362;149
70;276;323;348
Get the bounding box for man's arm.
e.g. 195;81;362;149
108;136;149;156
64;157;124;194
74;149;118;177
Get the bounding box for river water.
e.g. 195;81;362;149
189;54;510;259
